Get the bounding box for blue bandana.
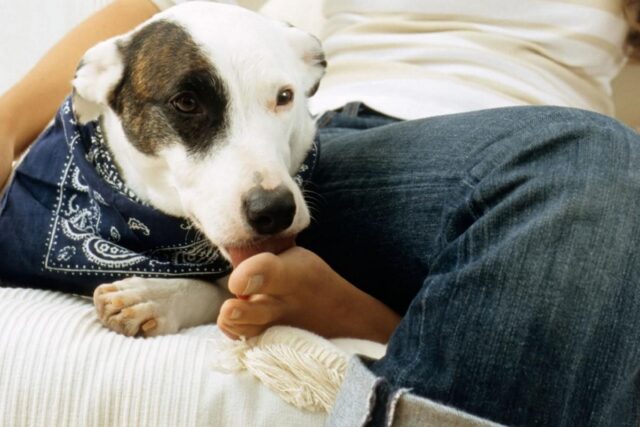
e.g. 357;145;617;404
0;97;318;295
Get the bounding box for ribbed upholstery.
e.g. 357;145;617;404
0;287;326;427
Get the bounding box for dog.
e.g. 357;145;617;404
0;2;325;337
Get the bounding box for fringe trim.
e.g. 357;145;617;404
210;326;349;412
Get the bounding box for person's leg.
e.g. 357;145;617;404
299;106;640;426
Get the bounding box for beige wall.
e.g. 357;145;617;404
612;62;640;131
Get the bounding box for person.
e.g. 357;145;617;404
1;0;639;425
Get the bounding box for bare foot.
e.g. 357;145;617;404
217;246;401;343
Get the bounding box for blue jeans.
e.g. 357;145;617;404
298;104;640;426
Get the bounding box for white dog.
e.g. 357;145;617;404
67;2;325;336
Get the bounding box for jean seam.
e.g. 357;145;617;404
393;284;429;388
391;173;480;387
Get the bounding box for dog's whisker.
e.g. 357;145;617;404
303;189;326;206
302;189;323;204
306;203;321;223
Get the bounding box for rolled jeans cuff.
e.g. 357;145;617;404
326;356;505;427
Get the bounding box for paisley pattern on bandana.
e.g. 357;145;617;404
43;99;228;277
0;97;318;295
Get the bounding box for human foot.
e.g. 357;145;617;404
217;246;401;343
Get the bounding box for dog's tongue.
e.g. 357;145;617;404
226;236;296;268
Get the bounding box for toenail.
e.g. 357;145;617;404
244;275;264;295
142;319;157;332
231;309;242;320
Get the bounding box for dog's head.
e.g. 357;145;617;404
72;2;325;264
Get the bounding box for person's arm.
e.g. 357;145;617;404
0;0;160;189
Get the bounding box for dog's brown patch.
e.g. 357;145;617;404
109;20;229;155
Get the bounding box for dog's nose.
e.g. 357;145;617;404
242;185;296;235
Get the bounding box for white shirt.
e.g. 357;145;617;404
153;0;631;120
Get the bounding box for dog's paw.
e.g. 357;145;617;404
93;277;180;337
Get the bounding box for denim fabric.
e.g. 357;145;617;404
299;104;640;426
329;357;504;427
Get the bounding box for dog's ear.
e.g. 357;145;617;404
72;37;125;124
283;25;326;97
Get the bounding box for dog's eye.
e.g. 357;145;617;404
276;88;294;106
171;92;201;114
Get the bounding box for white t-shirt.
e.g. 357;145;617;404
153;0;631;120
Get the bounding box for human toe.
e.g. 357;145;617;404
219;297;284;327
228;252;285;297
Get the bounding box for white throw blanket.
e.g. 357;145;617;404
0;287;385;427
